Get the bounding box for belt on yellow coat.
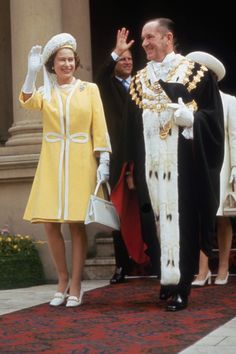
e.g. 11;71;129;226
45;132;89;220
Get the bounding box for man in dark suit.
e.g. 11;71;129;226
96;28;134;178
96;28;159;284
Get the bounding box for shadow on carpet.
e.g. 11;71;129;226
1;277;236;354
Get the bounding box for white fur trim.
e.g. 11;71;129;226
182;127;194;139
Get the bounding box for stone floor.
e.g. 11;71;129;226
0;280;236;353
0;280;108;315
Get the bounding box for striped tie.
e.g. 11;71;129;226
121;79;129;92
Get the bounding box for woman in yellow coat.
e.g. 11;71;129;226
20;33;111;307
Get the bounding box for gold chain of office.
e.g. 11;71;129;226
129;59;204;139
130;59;206;111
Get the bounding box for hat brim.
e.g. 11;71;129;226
186;51;226;81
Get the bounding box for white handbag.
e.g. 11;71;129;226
84;181;120;234
223;182;236;216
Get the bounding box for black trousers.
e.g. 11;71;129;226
112;230;130;273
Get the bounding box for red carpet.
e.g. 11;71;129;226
0;277;236;353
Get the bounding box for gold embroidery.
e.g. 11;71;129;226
160;121;172;140
186;100;198;112
186;64;208;92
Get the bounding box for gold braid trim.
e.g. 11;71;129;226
130;72;145;108
186;63;208;92
186;100;198;112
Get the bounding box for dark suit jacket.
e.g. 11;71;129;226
96;56;159;268
96;56;130;187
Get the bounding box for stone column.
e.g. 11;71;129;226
0;0;13;145
0;0;63;281
2;0;62;153
62;0;92;81
0;0;95;281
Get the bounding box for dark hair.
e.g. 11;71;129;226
45;48;80;74
156;18;175;34
145;17;178;51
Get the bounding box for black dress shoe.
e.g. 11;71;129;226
159;286;172;301
166;293;188;311
110;267;126;284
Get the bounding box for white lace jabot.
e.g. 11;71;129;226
149;52;178;81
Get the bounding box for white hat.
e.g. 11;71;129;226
42;33;76;64
186;51;226;81
42;33;77;101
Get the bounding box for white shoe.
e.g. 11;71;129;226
49;292;67;306
49;282;70;306
214;272;229;285
66;291;84;307
191;271;212;287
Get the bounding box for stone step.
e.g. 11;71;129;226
96;235;114;258
83;233;115;280
83;257;115;280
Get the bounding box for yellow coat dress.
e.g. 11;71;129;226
19;79;111;223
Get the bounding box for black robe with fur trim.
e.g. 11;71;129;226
112;61;224;291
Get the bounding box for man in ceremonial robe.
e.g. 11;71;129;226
112;18;224;311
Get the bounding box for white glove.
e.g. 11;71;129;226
97;152;110;183
22;45;42;93
229;166;236;183
174;97;194;128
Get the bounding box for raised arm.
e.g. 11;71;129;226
113;27;135;57
22;45;42;102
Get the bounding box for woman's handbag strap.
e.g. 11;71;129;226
94;181;111;196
